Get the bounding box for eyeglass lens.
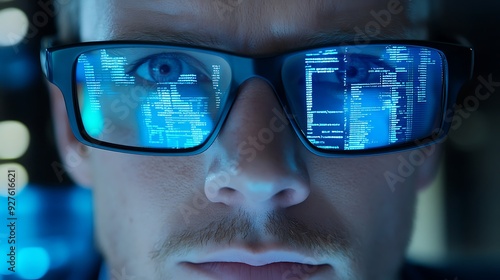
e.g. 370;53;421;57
75;45;445;151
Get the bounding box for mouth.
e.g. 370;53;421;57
185;262;331;280
181;248;333;280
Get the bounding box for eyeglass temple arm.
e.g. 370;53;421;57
39;36;58;81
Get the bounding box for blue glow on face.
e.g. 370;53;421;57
17;247;50;279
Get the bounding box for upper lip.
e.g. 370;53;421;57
185;247;327;266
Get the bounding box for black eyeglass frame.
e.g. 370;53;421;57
40;38;474;157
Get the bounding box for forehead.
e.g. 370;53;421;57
80;0;412;54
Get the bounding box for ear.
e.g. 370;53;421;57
48;82;93;188
415;143;443;192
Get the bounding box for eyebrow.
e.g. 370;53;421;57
110;26;412;54
299;30;412;46
111;30;225;48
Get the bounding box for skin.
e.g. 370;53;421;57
49;0;440;279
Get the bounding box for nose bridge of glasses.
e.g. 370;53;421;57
229;55;284;90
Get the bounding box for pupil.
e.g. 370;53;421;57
346;66;358;78
159;64;171;75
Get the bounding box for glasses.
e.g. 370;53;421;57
40;39;473;157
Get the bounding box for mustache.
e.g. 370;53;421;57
150;210;351;262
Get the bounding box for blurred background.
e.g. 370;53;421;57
0;0;499;279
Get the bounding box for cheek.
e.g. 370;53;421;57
307;154;419;275
307;153;419;244
88;150;208;265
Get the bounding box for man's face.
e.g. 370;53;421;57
50;0;438;279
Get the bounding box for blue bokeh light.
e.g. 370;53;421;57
17;247;50;279
0;52;37;90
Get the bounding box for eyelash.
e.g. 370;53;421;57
315;54;394;84
127;52;211;87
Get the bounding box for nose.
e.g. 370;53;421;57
204;78;310;210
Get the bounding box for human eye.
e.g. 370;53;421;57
306;53;392;87
335;53;393;84
128;52;210;85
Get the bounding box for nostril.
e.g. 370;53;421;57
273;189;295;203
275;189;289;199
204;169;310;207
220;187;237;196
213;187;245;205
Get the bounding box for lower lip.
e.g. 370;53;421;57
185;262;330;280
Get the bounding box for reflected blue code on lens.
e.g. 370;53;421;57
294;45;445;151
75;48;227;149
